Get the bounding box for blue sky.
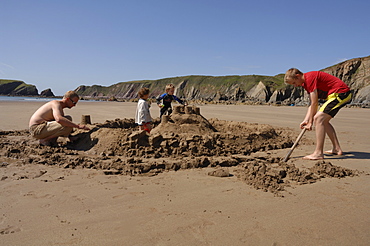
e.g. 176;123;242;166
1;0;369;96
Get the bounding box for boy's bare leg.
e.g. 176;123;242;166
303;112;329;160
324;122;344;155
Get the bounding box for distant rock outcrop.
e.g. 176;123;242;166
0;80;38;96
40;88;55;97
246;81;271;102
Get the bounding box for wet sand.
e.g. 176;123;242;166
0;101;369;245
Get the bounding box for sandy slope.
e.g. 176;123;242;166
0;101;369;246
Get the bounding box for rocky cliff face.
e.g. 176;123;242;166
2;56;368;103
0;80;38;96
321;56;370;103
75;56;370;105
75;75;286;103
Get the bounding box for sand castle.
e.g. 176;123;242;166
0;105;359;195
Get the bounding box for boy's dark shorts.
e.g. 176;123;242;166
319;91;352;118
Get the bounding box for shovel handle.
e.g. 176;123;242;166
283;128;307;162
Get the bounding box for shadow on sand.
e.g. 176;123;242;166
334;151;370;160
66;127;100;151
292;151;370;161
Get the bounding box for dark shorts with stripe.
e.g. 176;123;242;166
319;91;352;118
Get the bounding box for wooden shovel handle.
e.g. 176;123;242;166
283;128;307;162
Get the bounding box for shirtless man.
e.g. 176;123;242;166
29;90;90;146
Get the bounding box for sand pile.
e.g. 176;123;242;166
0;106;360;195
234;158;359;195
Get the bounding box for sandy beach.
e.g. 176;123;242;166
1;101;369;246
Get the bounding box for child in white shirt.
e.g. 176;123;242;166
135;87;152;133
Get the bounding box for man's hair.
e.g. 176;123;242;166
138;87;150;98
165;84;175;92
63;90;79;99
284;68;303;84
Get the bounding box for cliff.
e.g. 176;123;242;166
0;80;57;97
1;55;369;104
321;55;370;104
75;55;370;105
75;74;286;102
0;80;39;96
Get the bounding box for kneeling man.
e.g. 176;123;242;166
29;90;90;146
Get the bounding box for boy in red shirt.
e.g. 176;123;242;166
284;68;352;160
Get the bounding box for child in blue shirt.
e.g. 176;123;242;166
156;84;186;118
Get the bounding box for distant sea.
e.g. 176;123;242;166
0;95;59;102
0;96;101;102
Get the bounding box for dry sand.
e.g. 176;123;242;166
0;101;369;246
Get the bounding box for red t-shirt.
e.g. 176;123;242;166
303;71;350;99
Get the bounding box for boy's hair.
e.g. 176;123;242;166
284;68;303;84
165;84;175;92
63;90;79;99
138;87;150;98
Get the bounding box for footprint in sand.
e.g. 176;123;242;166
129;191;145;196
23;191;55;199
0;225;21;235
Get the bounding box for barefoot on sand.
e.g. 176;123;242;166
302;154;324;160
39;138;57;146
39;139;52;146
324;150;343;156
